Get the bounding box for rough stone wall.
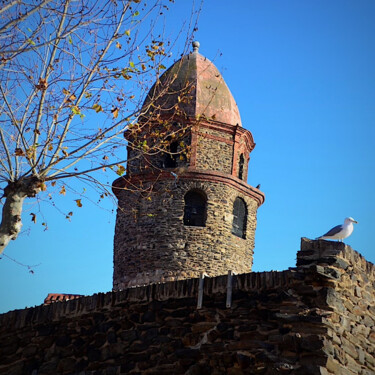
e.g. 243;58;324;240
1;239;374;375
113;177;258;290
297;239;375;375
195;130;233;174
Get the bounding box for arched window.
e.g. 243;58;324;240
238;154;244;180
164;141;178;168
232;197;247;239
183;190;206;227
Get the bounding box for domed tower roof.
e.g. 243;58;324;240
142;41;242;126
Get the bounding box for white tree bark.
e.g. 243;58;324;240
0;179;41;254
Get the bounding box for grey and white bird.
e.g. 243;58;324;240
316;217;358;242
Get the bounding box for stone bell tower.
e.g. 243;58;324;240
112;42;265;290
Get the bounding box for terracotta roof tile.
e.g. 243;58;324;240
43;293;83;305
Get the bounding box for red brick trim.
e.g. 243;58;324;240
126;115;255;151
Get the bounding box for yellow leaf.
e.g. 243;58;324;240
75;199;82;207
112;107;119;119
125;29;131;36
69;94;76;101
60;186;66;195
71;106;81;115
116;165;125;176
39;182;47;191
92;103;103;113
62;88;70;95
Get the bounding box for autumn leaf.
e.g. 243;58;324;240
116;41;122;49
39;182;47;191
48;143;53;151
75;199;83;207
71;106;81;115
69;94;77;101
14;148;25;156
116;164;125;176
60;186;66;195
30;213;37;224
62;149;69;157
125;29;131;36
111;107;119;119
102;155;109;160
62;88;70;95
51;181;56;187
92;103;103;113
36;77;47;91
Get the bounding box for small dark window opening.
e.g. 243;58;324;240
238;154;245;180
184;190;206;227
164;141;178;168
232;197;247;239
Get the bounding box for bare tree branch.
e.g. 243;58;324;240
0;0;201;254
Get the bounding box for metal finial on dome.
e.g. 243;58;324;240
192;41;200;53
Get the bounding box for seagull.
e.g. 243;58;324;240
316;217;358;242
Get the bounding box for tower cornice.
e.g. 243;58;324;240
112;169;265;207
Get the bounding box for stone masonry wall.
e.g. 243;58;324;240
195;129;233;174
1;239;374;375
113;177;258;290
297;239;375;375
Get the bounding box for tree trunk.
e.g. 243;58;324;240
0;178;41;254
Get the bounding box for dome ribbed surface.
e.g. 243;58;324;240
142;51;242;126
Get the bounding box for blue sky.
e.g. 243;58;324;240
1;0;374;313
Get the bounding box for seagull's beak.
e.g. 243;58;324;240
353;220;358;224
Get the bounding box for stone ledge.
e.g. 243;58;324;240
1;238;373;332
299;238;375;275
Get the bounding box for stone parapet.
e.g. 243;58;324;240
0;239;374;374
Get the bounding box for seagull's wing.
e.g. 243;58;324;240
320;224;343;237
